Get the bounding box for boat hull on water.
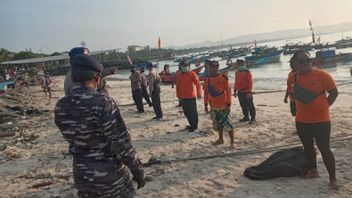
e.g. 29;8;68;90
311;53;352;66
245;50;283;66
160;65;233;83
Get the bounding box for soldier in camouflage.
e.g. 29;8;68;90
55;54;145;198
64;47;117;96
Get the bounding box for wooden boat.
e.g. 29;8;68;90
197;65;233;80
159;66;204;83
159;73;175;83
0;80;14;92
245;50;283;66
335;37;352;49
311;49;352;66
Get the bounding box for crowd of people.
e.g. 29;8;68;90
52;47;341;197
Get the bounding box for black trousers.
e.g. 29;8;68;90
296;121;336;178
181;98;198;129
132;88;144;112
238;92;256;120
151;90;163;118
141;86;153;106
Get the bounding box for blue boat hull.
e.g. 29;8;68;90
245;50;282;65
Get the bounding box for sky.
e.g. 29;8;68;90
1;0;352;53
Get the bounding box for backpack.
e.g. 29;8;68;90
243;147;309;180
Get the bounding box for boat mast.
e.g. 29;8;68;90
309;19;315;44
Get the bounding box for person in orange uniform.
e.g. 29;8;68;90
234;59;256;124
284;57;297;116
204;61;234;148
176;60;202;132
287;50;339;190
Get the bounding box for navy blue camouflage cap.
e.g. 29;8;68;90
71;54;103;81
69;47;89;60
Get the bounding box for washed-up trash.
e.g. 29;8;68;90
0;143;6;151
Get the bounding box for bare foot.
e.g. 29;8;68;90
304;170;320;179
329;180;339;191
229;144;235;149
212;139;224;146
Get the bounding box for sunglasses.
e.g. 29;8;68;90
298;59;311;64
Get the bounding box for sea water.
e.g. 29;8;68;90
112;31;352;95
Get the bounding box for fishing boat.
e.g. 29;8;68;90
159;66;204;84
160;65;232;83
311;49;352;66
282;43;315;55
159;73;175;83
0;80;14;92
197;65;233;80
217;47;251;59
245;49;283;66
335;37;352;49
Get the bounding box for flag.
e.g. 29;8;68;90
317;37;321;43
127;53;133;66
158;37;161;49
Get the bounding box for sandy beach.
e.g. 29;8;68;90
0;76;352;198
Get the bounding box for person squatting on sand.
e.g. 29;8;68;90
147;63;163;119
234;59;256;124
54;54;145;197
176;60;202;132
287;50;339;190
204;61;235;149
129;65;144;113
284;57;298;116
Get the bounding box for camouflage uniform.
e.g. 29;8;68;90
54;86;144;198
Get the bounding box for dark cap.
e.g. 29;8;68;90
69;47;89;59
146;62;153;69
71;54;103;81
205;59;212;64
236;59;245;65
210;60;219;67
179;60;190;67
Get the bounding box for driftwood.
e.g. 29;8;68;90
31;181;53;188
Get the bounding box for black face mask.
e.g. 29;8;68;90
130;69;135;73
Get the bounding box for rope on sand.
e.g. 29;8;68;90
142;135;352;167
